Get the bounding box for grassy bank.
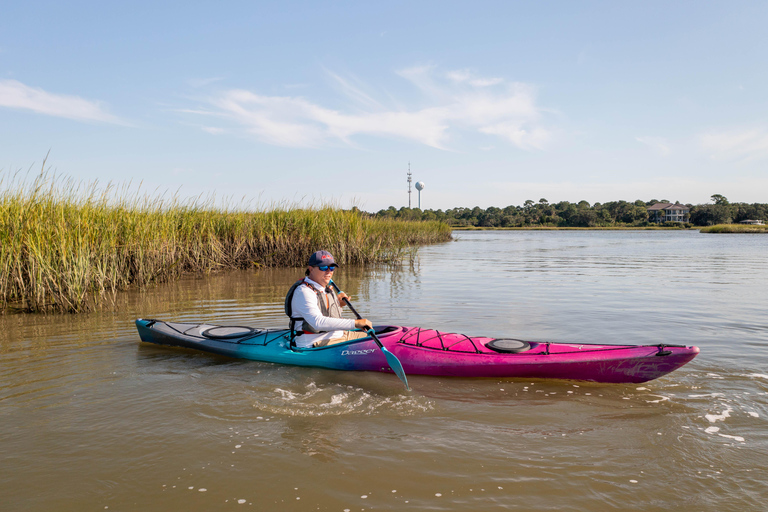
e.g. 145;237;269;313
1;172;451;313
699;224;768;233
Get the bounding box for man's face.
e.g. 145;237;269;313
308;265;335;287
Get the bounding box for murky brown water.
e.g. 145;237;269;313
1;231;767;511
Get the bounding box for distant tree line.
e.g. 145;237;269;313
371;195;768;228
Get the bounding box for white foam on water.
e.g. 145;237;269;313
705;408;732;423
718;433;745;442
237;499;246;504
636;387;648;391
688;393;725;398
645;395;670;403
747;411;759;418
705;426;720;434
743;373;768;380
275;388;299;400
630;480;638;483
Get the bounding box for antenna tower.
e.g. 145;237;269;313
407;162;412;208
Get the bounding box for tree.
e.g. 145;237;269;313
711;194;729;205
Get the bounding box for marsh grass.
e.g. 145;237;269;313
1;170;451;313
699;224;768;233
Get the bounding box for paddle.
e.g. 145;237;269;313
330;280;409;390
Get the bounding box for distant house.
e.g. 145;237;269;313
739;219;765;225
647;202;690;223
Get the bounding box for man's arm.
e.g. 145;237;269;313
291;286;356;332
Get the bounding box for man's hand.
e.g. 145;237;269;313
337;292;351;306
354;318;373;331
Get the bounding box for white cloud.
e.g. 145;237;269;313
699;128;768;161
201;126;224;135
470;77;504;87
0;79;122;123
187;77;224;88
446;69;473;82
445;69;502;87
194;66;551;150
636;136;671;156
324;69;384;110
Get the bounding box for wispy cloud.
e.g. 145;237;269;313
446;68;503;87
201;126;225;135
324;68;385;110
699;128;768;161
0;79;123;123
636;136;671;156
190;66;552;150
187;77;224;88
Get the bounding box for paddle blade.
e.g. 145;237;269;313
381;346;409;390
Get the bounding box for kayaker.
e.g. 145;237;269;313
285;250;373;348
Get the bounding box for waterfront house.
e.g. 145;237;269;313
739;219;765;225
647;202;690;223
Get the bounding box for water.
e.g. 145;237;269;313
1;230;766;511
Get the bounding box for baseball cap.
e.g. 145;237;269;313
307;250;337;267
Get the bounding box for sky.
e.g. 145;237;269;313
2;1;767;211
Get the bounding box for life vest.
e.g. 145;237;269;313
284;278;343;339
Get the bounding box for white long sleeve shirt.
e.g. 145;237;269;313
290;277;355;348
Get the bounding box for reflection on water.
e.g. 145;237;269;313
1;230;767;511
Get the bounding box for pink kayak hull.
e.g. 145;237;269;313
378;327;699;384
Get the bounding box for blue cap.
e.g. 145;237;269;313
307;250;337;267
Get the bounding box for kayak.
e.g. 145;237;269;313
135;319;699;384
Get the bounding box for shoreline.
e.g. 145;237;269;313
453;224;768;232
451;226;691;231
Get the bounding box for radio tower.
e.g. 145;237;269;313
407;162;412;208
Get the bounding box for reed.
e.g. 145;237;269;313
1;170;451;313
699;224;768;233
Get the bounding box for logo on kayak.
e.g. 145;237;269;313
341;348;375;356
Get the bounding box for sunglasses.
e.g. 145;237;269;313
317;265;336;272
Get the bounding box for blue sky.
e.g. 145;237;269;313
2;1;767;211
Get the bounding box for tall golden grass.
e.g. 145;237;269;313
1;169;451;313
699;224;768;233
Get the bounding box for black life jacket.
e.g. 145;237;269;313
284;278;343;340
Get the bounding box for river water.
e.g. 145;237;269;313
1;230;766;511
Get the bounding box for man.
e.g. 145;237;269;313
285;250;372;348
